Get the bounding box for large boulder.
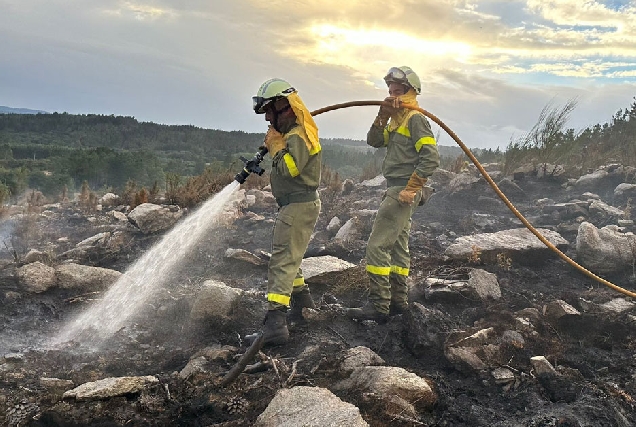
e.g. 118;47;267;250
55;263;122;291
190;280;244;321
576;222;636;274
127;203;183;234
16;262;56;293
255;386;368;427
445;228;568;264
62;376;158;401
333;366;436;413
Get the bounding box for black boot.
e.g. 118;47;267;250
289;288;316;321
262;308;289;347
389;301;408;316
345;302;388;324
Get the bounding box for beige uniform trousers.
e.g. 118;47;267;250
268;199;321;310
365;187;422;314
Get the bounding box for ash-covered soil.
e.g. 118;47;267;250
1;166;635;426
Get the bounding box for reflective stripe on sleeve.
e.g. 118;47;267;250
415;136;436;152
267;293;291;306
366;264;391;276
293;277;305;287
283;153;300;177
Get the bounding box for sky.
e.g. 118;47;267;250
2;0;636;150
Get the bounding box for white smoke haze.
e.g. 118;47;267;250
51;181;241;350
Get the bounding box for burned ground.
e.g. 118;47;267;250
1;168;635;426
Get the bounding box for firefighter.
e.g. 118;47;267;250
252;78;322;346
346;66;439;322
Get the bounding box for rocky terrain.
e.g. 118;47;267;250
1;161;636;426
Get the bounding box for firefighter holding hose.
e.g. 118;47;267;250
251;78;322;346
346;66;440;322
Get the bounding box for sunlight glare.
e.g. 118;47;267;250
312;24;472;59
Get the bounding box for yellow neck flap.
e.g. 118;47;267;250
288;92;321;155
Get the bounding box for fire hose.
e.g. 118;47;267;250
236;101;636;300
224;99;635;388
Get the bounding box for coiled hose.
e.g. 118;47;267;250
311;100;636;299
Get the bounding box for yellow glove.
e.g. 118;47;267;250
398;172;427;205
264;126;286;156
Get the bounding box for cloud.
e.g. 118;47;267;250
1;0;635;150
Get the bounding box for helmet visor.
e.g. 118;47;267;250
384;67;408;85
253;96;274;114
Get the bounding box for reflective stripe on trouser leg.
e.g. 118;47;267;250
268;199;321;310
366;187;420;313
292;271;308;294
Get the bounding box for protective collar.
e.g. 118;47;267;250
388;89;419;132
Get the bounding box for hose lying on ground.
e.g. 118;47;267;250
311;100;636;299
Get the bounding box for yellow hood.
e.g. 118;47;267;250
288;92;321;155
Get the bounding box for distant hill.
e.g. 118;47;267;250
321;137;463;158
0;106;48;115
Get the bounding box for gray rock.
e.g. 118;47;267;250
178;356;209;380
55;263;122;291
128;203;183;234
63;376;158;401
543;300;580;320
224;248;267;266
445;228;568;264
600;298;635;313
334;218;357;242
333;366;436;412
190;280;243;320
300;256;356;285
530;356;558;377
588;200;624;220
17;262;56;293
326;217;341;233
23;249;50;264
576;222;636;274
255;386;368;427
360;175;386;187
614;183;636;203
339;346;385;373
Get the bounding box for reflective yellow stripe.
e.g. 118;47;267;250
267;293;291;306
293;277;305;287
309;146;321;155
415;136;436;152
283;153;300;177
383;128;389;146
366;264;391;276
396;126;411;138
390;265;410;276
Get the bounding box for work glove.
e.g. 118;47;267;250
373;97;401;127
264;126;286;156
398;172;427;206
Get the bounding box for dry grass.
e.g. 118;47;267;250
330;264;369;296
166;167;235;208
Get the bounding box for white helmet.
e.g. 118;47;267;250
252;78;296;114
383;66;421;94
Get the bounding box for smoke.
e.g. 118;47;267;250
0;219;16;258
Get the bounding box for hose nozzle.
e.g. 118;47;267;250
234;146;269;184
